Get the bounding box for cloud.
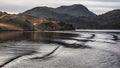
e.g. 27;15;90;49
81;1;120;14
0;0;120;14
87;0;120;2
89;7;117;14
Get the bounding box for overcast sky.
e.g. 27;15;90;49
0;0;120;15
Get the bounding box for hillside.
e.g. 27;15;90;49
34;18;75;31
81;9;120;29
0;12;35;30
0;12;74;31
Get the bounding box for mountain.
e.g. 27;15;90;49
91;9;120;29
0;12;74;31
1;5;120;30
22;4;120;29
55;4;95;17
21;4;97;29
76;9;120;29
22;4;96;19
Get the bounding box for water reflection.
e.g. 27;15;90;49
0;31;23;41
0;31;93;49
0;31;79;42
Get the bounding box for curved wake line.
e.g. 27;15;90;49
0;50;36;68
0;46;60;68
30;46;60;59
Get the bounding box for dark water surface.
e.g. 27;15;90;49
0;30;120;68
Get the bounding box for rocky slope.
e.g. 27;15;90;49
0;12;74;31
0;12;35;30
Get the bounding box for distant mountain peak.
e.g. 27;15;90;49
22;4;96;18
55;4;95;17
58;4;84;8
105;9;120;14
28;6;53;12
33;6;53;9
71;4;87;7
71;4;88;9
57;4;88;11
102;9;120;17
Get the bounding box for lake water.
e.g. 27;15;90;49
0;30;120;68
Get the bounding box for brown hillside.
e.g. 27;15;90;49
0;12;74;31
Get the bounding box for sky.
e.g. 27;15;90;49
0;0;120;15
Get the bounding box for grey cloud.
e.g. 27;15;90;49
88;5;120;9
0;5;30;13
0;0;120;14
88;0;120;2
